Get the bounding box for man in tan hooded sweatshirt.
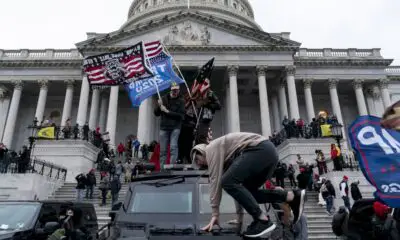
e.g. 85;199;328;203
191;132;306;238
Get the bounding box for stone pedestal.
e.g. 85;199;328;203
32;140;99;182
277;138;335;165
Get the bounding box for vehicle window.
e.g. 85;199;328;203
130;184;193;213
37;205;59;227
199;184;237;214
0;204;40;231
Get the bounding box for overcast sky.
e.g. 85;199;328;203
0;0;399;64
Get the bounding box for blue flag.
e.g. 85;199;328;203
125;52;184;107
348;115;400;208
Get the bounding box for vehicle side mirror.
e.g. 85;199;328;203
43;221;61;234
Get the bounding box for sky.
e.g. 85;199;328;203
0;0;399;64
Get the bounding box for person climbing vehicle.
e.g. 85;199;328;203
191;132;306;238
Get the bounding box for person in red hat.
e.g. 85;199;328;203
339;175;351;211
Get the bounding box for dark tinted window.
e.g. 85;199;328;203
130;184;193;213
0;204;40;231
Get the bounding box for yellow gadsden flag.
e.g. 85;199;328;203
320;124;332;137
37;127;55;139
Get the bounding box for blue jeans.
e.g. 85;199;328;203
160;129;181;167
76;189;85;202
326;195;334;213
342;196;351;211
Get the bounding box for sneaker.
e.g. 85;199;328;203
289;189;306;224
243;220;276;238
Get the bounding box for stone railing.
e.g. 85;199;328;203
385;66;400;75
295;48;382;58
0;49;82;60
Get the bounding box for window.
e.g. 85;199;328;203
0;203;40;231
199;184;237;214
224;0;228;6
233;2;237;9
130;184;193;213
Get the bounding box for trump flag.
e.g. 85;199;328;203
349;115;400;208
125;49;184;107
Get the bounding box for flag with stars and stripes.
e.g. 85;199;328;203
349;115;400;208
83;41;154;87
185;57;215;108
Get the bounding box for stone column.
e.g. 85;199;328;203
88;88;100;130
328;79;344;125
2;80;23;148
373;85;385;116
137;98;152;144
228;65;240;132
98;92;108;133
61;80;75;126
278;80;289;121
76;77;90;126
0;86;9;142
225;85;231;134
34;80;49;123
106;86;119;148
365;88;377;116
352;79;368;115
271;94;280;132
286;66;300;120
303;79;315;122
256;66;271;137
379;79;392;109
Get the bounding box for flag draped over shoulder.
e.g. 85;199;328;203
185;57;214;108
83;41;153;87
37;127;55;139
125;41;184;107
348;115;400;208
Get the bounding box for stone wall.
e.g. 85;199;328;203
0;173;63;200
32;140;99;182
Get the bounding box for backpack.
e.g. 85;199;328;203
332;207;348;236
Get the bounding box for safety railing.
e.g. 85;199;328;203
0;49;82;60
295;48;382;58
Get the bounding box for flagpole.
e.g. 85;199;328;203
161;42;199;119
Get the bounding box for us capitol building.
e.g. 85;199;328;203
0;0;399;153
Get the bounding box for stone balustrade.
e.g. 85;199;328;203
0;49;82;60
295;48;382;58
386;66;400;75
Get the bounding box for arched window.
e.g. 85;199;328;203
233;2;237;9
144;1;149;8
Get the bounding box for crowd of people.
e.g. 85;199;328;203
270;114;340;147
0;143;31;173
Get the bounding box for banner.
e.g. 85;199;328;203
125;51;184;107
348;115;400;208
83;41;153;87
37;127;55;139
320;124;332;137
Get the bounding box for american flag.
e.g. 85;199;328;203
185;58;215;108
144;40;164;59
83;41;153;86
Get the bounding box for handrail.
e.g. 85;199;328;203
295;48;382;58
0;49;82;60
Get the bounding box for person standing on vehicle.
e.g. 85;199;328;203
191;132;306;238
75;173;86;202
99;172;110;206
85;169;96;199
340;176;351;211
154;82;185;167
110;175;121;206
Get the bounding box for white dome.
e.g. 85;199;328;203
121;0;260;30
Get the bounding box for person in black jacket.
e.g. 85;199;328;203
297;168;309;190
154;83;185;167
321;179;336;215
75;173;86;202
350;181;363;202
85;169;96;199
195;89;221;144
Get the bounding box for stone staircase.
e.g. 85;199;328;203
48;172;129;228
303;191;337;240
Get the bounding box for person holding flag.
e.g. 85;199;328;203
154;82;185;168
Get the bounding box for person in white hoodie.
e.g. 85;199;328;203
191;132;306;238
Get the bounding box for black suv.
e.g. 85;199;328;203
105;170;285;240
0;200;98;240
